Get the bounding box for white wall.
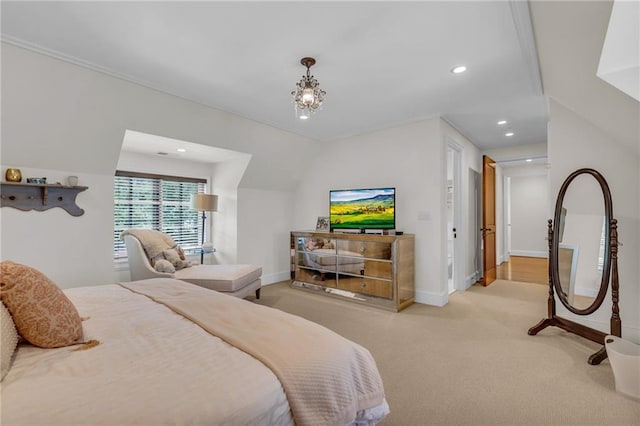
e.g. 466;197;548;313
292;118;481;306
548;98;640;342
507;171;548;258
1;43;317;288
0;167;114;288
237;188;294;284
483;142;547;163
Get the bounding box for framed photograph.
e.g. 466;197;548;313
315;216;330;232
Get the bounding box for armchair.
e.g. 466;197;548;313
123;232;262;299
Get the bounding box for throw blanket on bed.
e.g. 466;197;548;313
119;278;386;426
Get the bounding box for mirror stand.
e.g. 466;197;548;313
528;216;621;365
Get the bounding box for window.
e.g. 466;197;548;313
114;171;206;259
597;218;607;272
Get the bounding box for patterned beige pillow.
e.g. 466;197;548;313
1;300;18;381
0;261;83;348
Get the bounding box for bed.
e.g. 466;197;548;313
0;272;389;425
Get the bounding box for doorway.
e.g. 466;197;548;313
446;140;463;294
469;169;482;284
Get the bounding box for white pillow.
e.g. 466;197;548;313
1;300;19;381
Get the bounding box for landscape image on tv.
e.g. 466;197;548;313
330;188;395;230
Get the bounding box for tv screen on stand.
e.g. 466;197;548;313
330;187;395;232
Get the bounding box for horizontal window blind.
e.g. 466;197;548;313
114;171;206;259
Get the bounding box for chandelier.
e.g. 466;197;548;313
291;57;326;120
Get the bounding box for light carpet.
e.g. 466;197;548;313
255;279;639;425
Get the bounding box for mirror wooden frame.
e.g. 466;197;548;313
528;168;621;365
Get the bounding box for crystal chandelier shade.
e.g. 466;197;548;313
292;57;326;119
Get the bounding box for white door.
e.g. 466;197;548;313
446;141;463;294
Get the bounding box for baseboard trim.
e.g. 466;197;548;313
509;250;547;258
574;286;598;298
262;271;291;285
464;272;480;290
559;313;640;344
415;289;447;307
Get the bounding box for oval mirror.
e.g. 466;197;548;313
551;169;612;315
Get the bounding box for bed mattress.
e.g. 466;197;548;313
0;284;293;425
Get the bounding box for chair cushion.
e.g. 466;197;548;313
174;264;262;293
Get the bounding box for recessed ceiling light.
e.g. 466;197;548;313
497;120;507;125
505;132;514;137
177;148;186;153
451;65;467;74
526;159;533;162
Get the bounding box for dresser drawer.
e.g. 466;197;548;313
337;240;391;260
295;267;337;288
338;276;392;299
364;260;392;280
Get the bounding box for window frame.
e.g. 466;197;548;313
113;170;207;260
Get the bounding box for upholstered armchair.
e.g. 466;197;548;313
123;231;262;299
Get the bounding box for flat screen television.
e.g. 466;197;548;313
330;187;395;231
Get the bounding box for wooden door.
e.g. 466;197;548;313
481;155;497;286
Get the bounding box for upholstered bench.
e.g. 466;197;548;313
123;233;262;299
174;264;262;299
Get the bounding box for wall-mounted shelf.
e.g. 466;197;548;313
1;182;88;216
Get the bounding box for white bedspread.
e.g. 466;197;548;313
0;284;293;425
120;278;386;426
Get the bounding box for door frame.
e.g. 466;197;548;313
481;155;497;286
445;138;464;294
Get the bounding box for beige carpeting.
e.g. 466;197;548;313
255;280;639;425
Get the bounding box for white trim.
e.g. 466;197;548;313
1;35;173;99
464;272;480;290
509;250;547;258
261;271;291;285
113;259;129;272
508;0;544;95
559;313;640;344
445;138;465;294
415;289;448;307
574;286;599;298
503;175;510;265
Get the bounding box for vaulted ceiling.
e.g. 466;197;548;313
1;1;548;150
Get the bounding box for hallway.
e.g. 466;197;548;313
496;256;547;285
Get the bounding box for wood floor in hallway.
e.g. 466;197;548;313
496;255;548;285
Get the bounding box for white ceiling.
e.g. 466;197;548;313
1;1;548;150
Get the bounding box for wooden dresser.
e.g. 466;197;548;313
290;231;415;312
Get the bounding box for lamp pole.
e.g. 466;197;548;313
191;193;218;265
200;210;206;264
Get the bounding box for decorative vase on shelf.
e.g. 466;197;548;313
5;168;22;182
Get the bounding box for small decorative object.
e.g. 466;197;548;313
67;176;78;186
316;216;330;232
5;168;22;182
26;178;47;184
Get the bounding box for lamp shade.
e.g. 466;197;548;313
191;194;218;212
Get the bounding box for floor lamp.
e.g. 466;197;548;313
190;193;218;264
